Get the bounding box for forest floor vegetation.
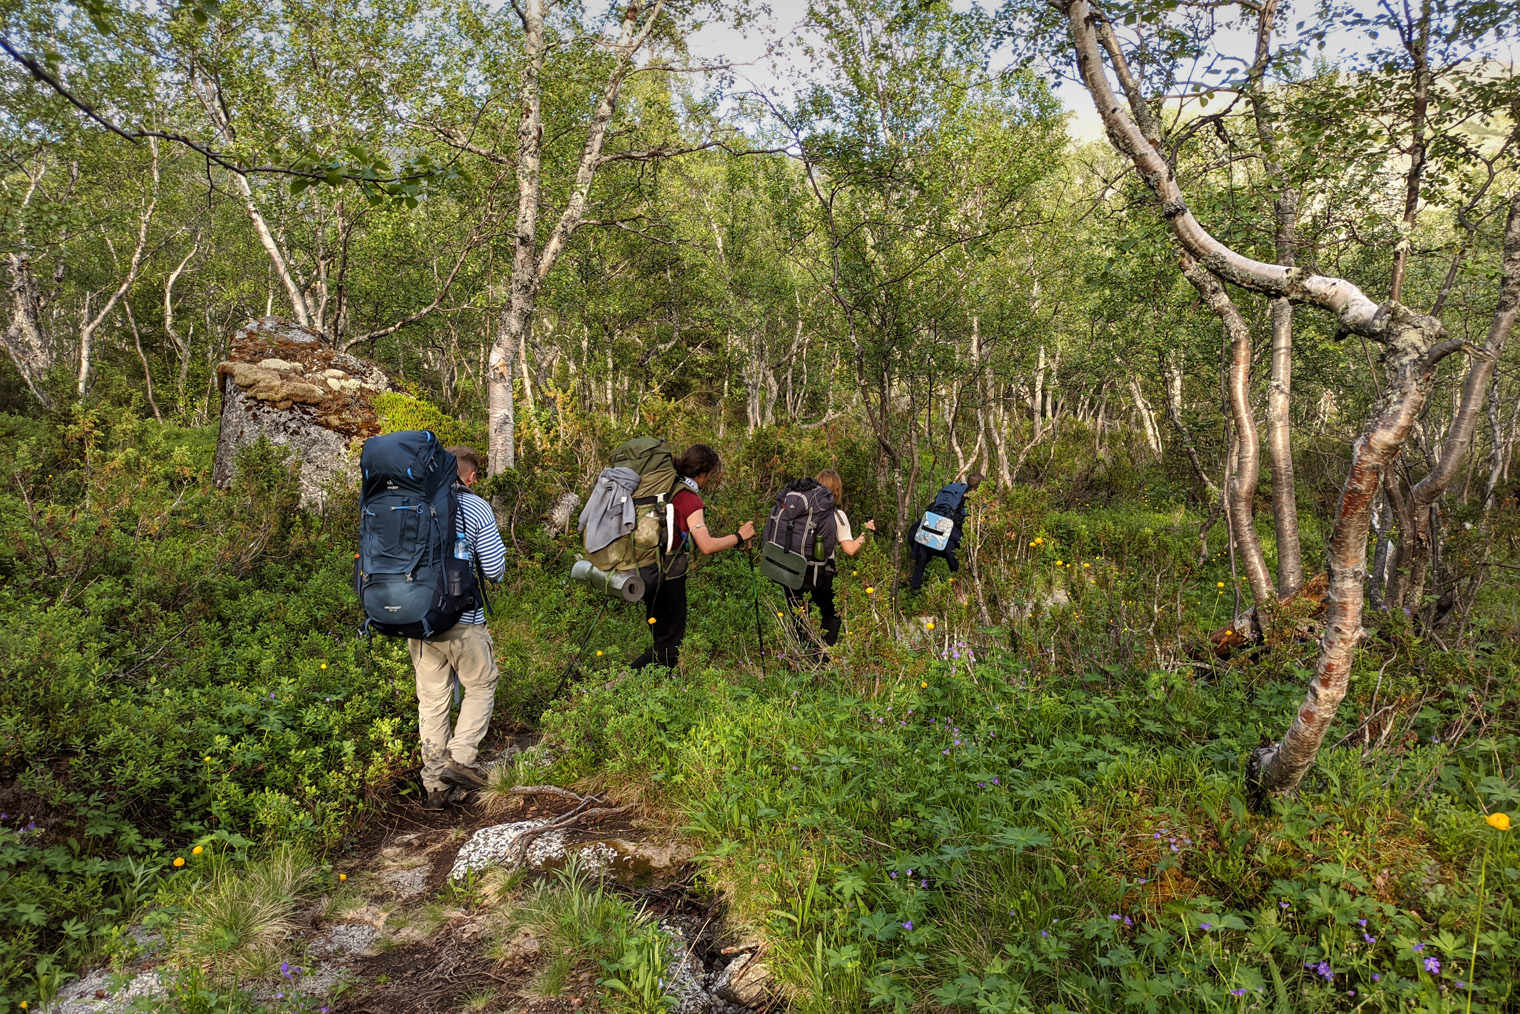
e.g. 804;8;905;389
1;410;1516;1013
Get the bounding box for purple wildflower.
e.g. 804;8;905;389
1199;922;1211;931
1372;974;1380;982
1230;989;1247;997
1364;934;1376;944
992;777;1000;785
1412;943;1425;953
1316;962;1333;981
902;921;913;931
1109;914;1121;921
1424;957;1440;974
889;872;897;879
1040;930;1049;938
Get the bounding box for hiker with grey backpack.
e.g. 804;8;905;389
354;433;506;811
761;469;874;654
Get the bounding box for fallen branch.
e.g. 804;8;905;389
502;785;635;866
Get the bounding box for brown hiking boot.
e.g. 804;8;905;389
421;787;450;811
440;759;490;791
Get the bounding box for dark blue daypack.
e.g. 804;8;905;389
914;482;970;552
932;482;969;516
354;430;483;639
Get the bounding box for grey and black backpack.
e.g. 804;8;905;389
759;478;838;590
354;430;487;638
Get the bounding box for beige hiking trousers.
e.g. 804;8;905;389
408;622;499;792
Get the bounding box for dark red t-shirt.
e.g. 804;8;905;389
672;488;704;535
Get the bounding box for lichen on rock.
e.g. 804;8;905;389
213;318;392;506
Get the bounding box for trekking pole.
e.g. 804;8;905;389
744;541;765;675
551;599;608;701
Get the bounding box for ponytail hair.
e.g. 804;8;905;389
675;443;722;479
815;469;843;505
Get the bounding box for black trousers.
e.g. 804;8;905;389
909;542;959;590
631;573;687;670
785;569;841;648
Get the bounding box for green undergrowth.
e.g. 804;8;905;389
1;406;1517;1013
540;661;1520;1013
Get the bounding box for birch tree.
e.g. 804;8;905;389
1046;0;1500;798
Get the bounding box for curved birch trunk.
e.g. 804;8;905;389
1180;254;1275;609
1057;0;1459;798
1247;309;1461;803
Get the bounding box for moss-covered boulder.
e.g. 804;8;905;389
213;318;391;506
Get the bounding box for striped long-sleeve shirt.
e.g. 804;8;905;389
458;490;506;625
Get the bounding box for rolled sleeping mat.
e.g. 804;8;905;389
570;559;646;602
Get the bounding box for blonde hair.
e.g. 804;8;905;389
815;469;843;505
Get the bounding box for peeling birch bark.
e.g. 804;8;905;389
1247;309;1459;803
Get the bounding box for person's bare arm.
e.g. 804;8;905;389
839;519;876;556
687;509;756;555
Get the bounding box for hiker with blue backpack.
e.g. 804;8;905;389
354;434;506;810
906;473;982;591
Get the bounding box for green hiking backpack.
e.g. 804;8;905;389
584;437;689;579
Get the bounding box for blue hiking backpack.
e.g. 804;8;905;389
913;482;969;552
354;430;485;639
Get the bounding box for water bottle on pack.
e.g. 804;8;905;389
454;531;472;562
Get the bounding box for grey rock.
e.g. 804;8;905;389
49;968;162;1014
713;954;773;1007
212;317;391;507
309;922;382;957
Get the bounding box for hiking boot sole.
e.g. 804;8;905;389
440;762;489;790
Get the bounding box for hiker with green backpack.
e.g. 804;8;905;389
576;440;754;671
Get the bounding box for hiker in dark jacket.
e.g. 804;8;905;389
787;469;874;649
907;473;982;591
632;444;756;670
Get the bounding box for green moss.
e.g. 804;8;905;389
372;392;484;449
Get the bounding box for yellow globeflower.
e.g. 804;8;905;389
1216;581;1225;588
596;650;603;657
852;570;858;576
1082;562;1090;568
173;857;185;867
1029;541;1038;547
926;622;936;631
648;617;657;624
866;587;875;594
777;611;785;618
192;845;204;855
320;663;328;670
1056;560;1063;567
339;873;348;881
1488;812;1512;831
920;681;928;688
203;756;212;763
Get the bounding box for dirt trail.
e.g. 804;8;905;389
51;734;770;1014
